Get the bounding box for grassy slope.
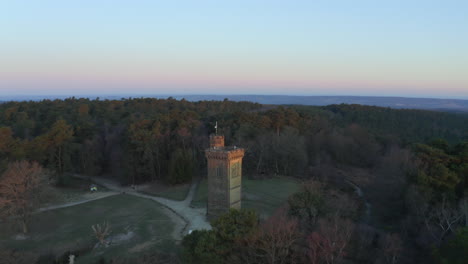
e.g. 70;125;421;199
139;182;191;201
242;177;301;218
0;195;176;263
190;179;208;208
191;176;301;218
40;177;110;207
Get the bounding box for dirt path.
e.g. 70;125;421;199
37;192;119;213
72;175;211;238
345;179;372;223
35;175;210;240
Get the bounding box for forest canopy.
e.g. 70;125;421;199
0;97;467;185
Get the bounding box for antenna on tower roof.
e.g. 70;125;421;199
215;121;218;135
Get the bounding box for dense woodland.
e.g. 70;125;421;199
0;97;467;263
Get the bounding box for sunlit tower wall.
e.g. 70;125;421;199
205;135;245;220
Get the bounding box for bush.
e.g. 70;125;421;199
182;230;221;264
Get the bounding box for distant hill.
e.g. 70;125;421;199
172;95;468;112
1;94;468;112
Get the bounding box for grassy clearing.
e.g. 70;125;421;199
40;177;110;207
190;179;208;208
139;182;191;201
0;195;176;264
242;177;301;218
191;176;301;217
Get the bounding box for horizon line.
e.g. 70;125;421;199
1;93;468;101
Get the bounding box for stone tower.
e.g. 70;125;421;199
205;135;245;219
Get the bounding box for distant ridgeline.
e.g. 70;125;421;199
301;104;468;144
2;95;468;112
165;95;468;112
0;97;466;183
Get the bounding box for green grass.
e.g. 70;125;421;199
40;177;110;207
242;177;301;218
0;195;176;263
191;176;301;217
190;179;208;208
139;182;191;201
62;176;110;192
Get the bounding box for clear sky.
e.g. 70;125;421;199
1;0;467;98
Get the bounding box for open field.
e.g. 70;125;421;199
139;181;191;201
40;177;110;208
0;173;300;262
191;176;301;218
0;195;177;263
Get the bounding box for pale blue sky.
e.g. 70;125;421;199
1;1;467;98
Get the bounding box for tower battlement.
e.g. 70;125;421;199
205;147;245;160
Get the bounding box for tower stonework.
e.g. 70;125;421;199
205;135;245;220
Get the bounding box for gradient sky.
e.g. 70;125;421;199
1;0;467;98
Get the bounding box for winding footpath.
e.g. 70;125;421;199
345;179;372;223
36;192;119;213
38;175;211;240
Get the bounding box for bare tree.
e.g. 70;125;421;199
241;208;300;264
424;197;462;245
92;221;111;247
381;233;402;264
459;197;468;227
0;161;44;233
353;224;377;262
307;215;355;264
